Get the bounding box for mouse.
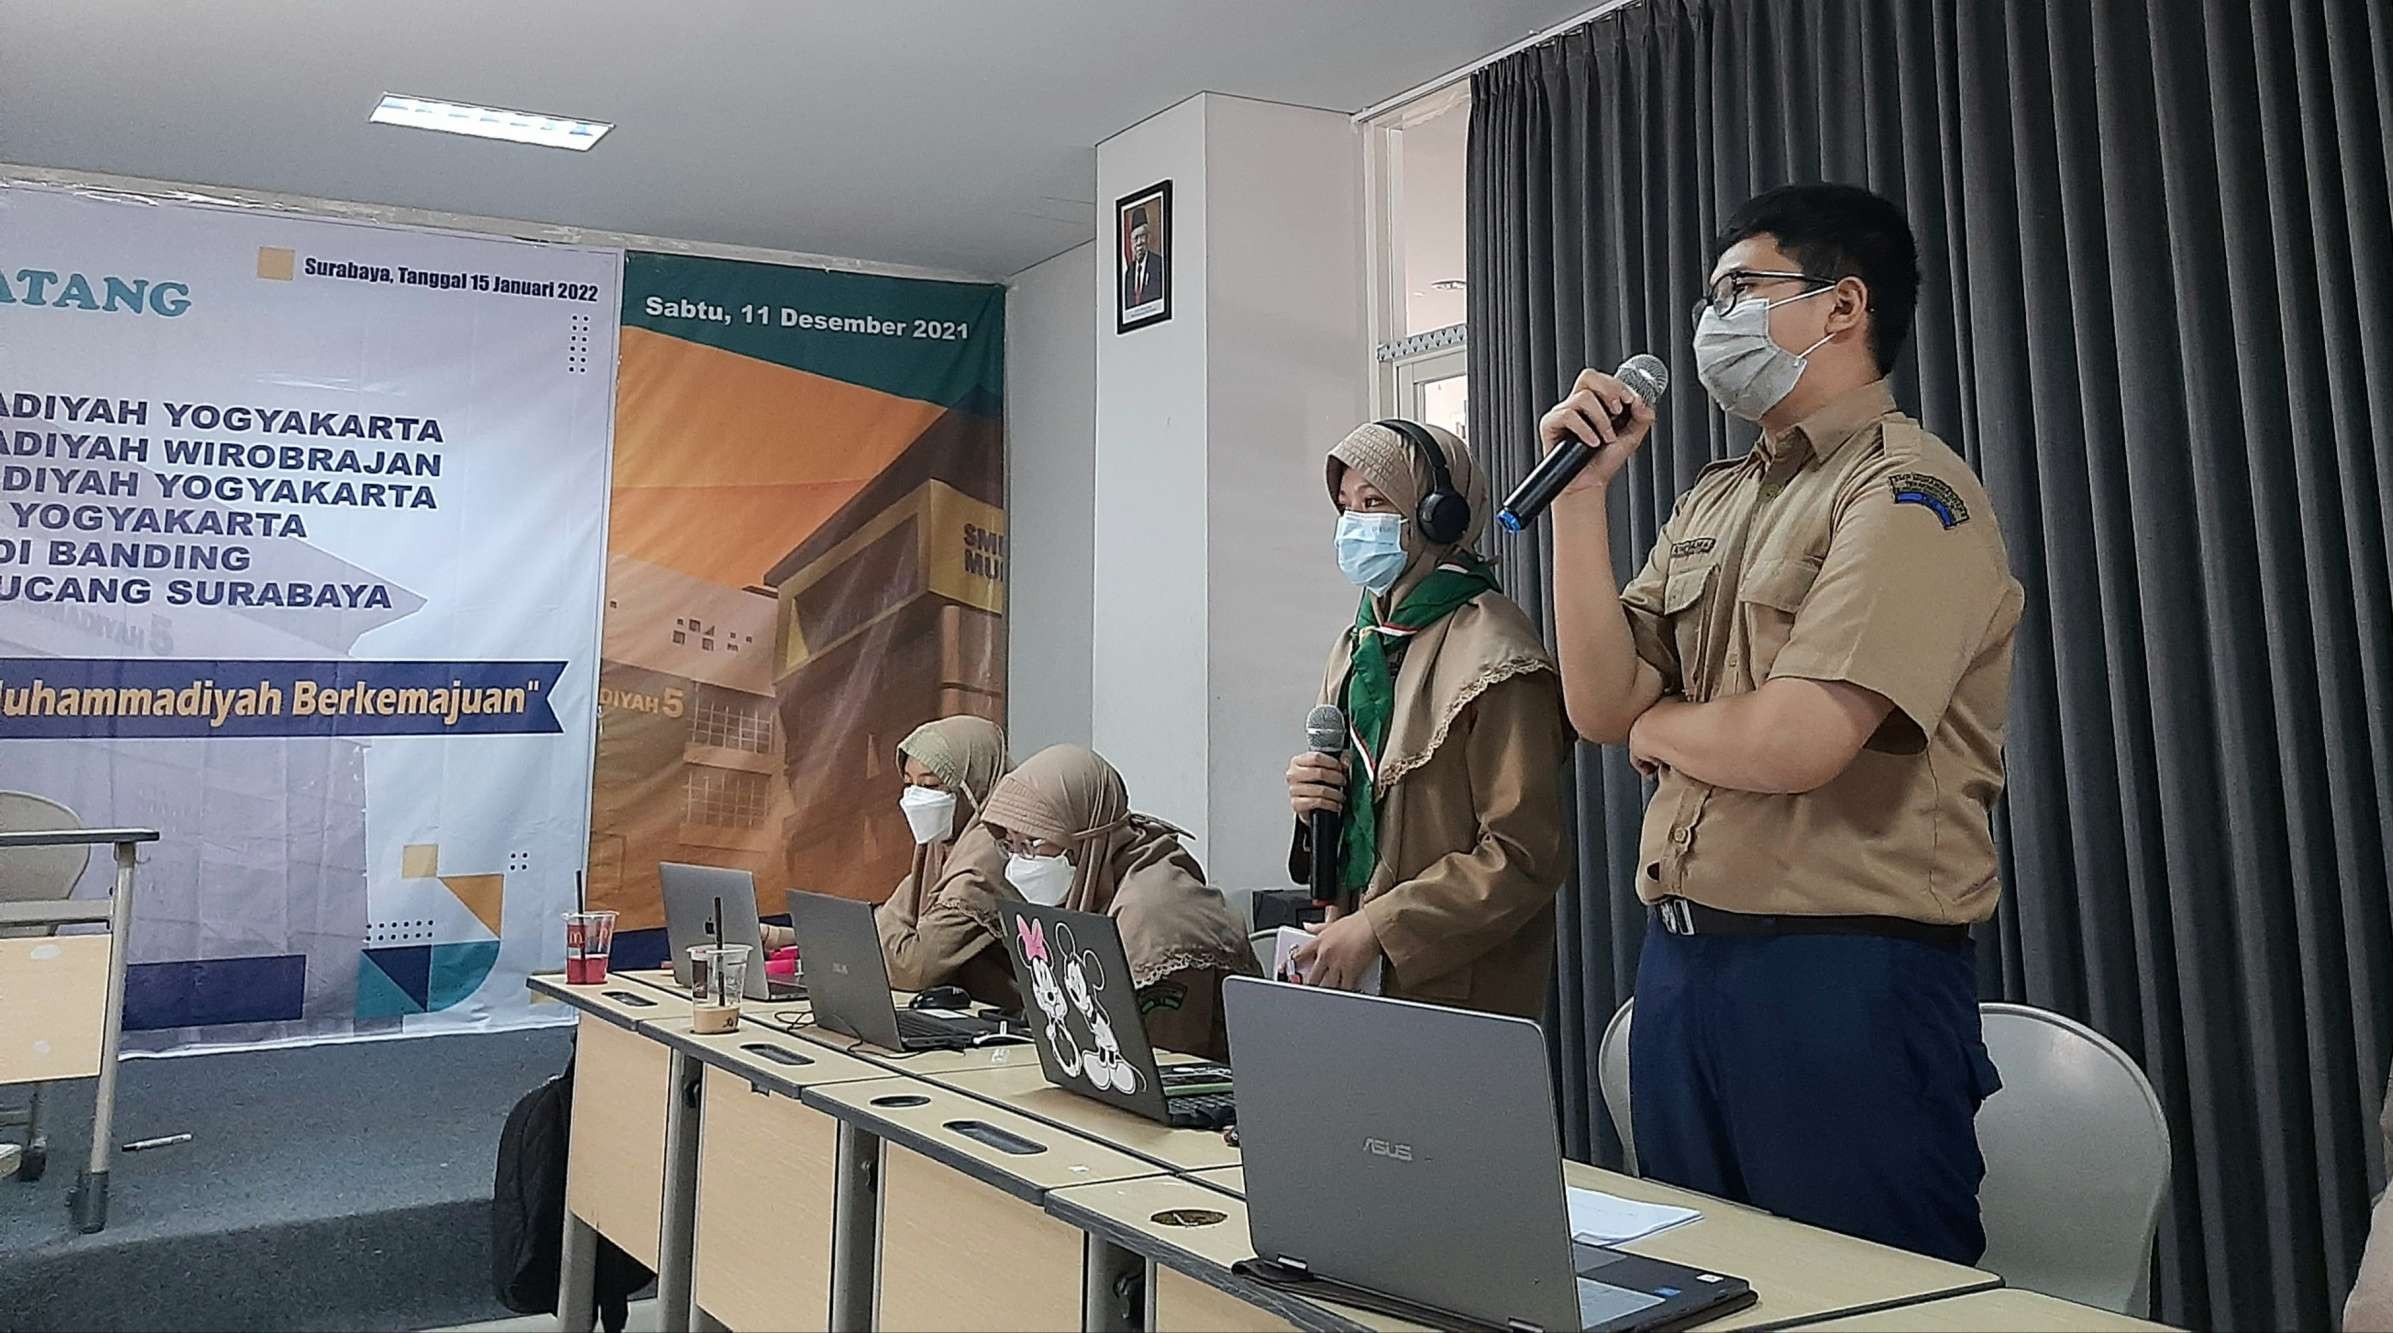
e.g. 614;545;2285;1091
910;985;972;1010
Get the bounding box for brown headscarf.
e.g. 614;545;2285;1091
887;716;1012;929
1322;420;1558;791
978;745;1252;987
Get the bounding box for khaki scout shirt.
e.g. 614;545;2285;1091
1620;380;2022;923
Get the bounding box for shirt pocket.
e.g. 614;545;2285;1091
1735;555;1820;680
1662;558;1718;687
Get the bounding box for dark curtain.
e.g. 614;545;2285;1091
1465;1;2393;1328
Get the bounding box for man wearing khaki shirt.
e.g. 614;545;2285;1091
1545;184;2021;1264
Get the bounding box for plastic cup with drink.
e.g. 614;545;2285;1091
689;943;751;1034
563;910;618;984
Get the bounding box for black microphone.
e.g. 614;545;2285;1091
1495;353;1670;532
1305;704;1346;909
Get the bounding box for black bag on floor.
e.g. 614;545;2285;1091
491;1059;654;1332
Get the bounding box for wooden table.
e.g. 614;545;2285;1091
546;966;2172;1333
0;826;158;1232
1137;1163;2002;1331
653;1020;892;1332
1790;1286;2171;1330
921;1061;1244;1174
528;974;695;1333
1047;1173;1414;1333
0;934;110;1085
800;1078;1169;1331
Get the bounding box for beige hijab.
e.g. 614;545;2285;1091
978;745;1252;987
890;716;1012;926
1321;420;1560;792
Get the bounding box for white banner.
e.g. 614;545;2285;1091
0;184;618;1051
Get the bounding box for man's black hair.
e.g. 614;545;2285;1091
1715;183;1920;374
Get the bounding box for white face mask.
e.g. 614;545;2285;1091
1006;852;1075;906
1335;511;1407;594
1692;286;1834;421
898;786;958;845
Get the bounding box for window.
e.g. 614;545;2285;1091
1364;85;1470;419
690;684;772;753
685;766;769;828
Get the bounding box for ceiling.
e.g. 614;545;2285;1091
0;1;1590;279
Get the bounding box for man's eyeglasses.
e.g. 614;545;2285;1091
1694;269;1835;322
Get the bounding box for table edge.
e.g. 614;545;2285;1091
1043;1187;1376;1333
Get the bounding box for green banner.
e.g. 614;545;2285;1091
623;252;1003;412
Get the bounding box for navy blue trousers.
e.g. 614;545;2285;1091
1628;918;2002;1265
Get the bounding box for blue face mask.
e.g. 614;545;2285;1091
1336;512;1407;594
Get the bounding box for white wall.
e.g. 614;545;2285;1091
1093;97;1213;834
1201;96;1368;891
1004;241;1098;756
1090;94;1365;891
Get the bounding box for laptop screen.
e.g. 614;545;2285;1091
996;901;1172;1122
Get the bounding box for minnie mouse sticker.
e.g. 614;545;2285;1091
1017;917;1082;1078
1018;916;1141;1096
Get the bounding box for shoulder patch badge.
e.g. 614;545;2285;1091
1887;473;1971;529
1136;981;1186;1013
1670;536;1718;559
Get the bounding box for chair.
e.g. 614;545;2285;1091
1248;929;1277;977
0;791;92;1183
1596;997;1637;1175
1976;1002;2170;1315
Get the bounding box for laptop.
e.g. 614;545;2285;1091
783;889;1002;1050
1222;978;1756;1333
994;901;1236;1130
659;862;805;1002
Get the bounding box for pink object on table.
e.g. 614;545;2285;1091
764;947;799;980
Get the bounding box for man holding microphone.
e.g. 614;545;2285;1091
1544;183;2021;1263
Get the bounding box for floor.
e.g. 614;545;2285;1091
433;1300;659;1333
2;1022;575;1332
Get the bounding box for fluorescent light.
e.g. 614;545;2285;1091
369;94;612;151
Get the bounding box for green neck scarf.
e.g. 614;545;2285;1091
1340;553;1500;894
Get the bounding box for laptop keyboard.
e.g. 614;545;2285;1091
1164;1091;1237;1130
894;1008;989;1046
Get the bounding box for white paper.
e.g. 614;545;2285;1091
1566;1186;1702;1246
1272;925;1383;994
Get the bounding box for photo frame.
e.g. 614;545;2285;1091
1114;180;1172;334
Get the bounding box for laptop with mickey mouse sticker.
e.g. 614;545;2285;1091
995;900;1236;1129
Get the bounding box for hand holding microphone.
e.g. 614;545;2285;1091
1289;705;1349;910
1498;355;1669;531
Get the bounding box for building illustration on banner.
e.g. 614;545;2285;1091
765;407;1005;898
592;558;788;913
590;252;1005;944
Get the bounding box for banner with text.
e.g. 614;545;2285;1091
595;253;1003;951
0;184;619;1050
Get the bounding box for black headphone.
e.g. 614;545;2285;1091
1373;419;1471;546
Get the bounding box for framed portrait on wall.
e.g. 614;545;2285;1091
1115;180;1172;333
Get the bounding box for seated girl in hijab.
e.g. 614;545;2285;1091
1284;418;1573;1018
979;745;1258;1060
763;716;1020;1007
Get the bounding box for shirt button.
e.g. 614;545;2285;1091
1671;826;1694;848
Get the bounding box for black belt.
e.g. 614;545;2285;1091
1652;896;1970;947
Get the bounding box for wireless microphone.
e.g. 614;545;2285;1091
1304;704;1347;909
1495;353;1670;532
